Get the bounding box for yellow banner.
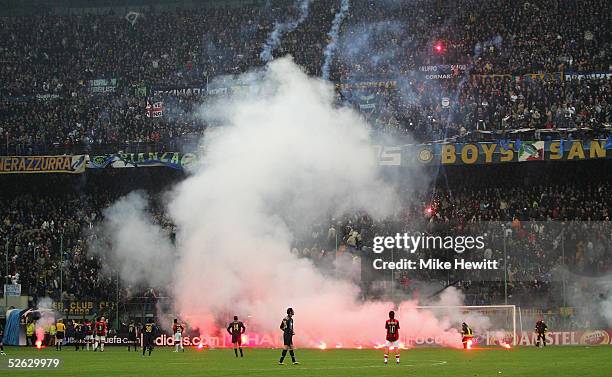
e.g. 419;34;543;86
0;155;86;174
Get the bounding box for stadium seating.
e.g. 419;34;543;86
1;0;610;154
0;0;610;331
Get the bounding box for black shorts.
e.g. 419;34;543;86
56;331;64;340
283;333;293;346
128;334;137;341
75;333;84;340
231;334;242;344
143;336;154;347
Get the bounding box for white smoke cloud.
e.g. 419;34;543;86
91;192;175;287
564;271;612;329
584;260;612;327
34;297;58;346
164;57;466;346
96;57;487;347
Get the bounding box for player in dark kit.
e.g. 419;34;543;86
128;320;138;351
461;322;474;349
142;319;157;356
535;319;548;347
73;320;84;351
278;308;299;365
384;311;401;364
227;316;246;358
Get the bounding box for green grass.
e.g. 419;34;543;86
1;345;611;377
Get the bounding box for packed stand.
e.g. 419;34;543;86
0;162;609;328
1;0;611;153
0;170;181;304
330;0;611;80
293;162;612;311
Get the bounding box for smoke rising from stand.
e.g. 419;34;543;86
322;0;350;80
92;192;175;287
260;0;312;62
173;57;468;346
98;57;477;347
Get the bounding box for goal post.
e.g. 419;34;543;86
415;305;518;346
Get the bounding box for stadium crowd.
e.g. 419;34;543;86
1;0;610;153
0;0;610;331
330;0;611;79
343;75;612;142
2;163;608;321
0;171;180;307
295;162;611;314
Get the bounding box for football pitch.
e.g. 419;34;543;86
1;346;610;377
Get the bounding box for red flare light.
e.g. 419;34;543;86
466;339;473;350
317;342;327;350
35;340;43;349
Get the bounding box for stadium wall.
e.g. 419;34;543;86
43;330;612;348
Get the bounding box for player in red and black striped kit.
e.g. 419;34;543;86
227;316;246;358
83;320;93;351
93;317;108;352
172;319;185;353
384;311;400;365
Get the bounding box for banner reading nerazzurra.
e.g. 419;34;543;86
376;139;612;166
87;152;197;170
0;155;86;174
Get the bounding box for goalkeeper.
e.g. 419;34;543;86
535;319;548;347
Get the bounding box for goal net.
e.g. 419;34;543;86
415;305;518;346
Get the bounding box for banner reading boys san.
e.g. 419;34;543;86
0;155;86;174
